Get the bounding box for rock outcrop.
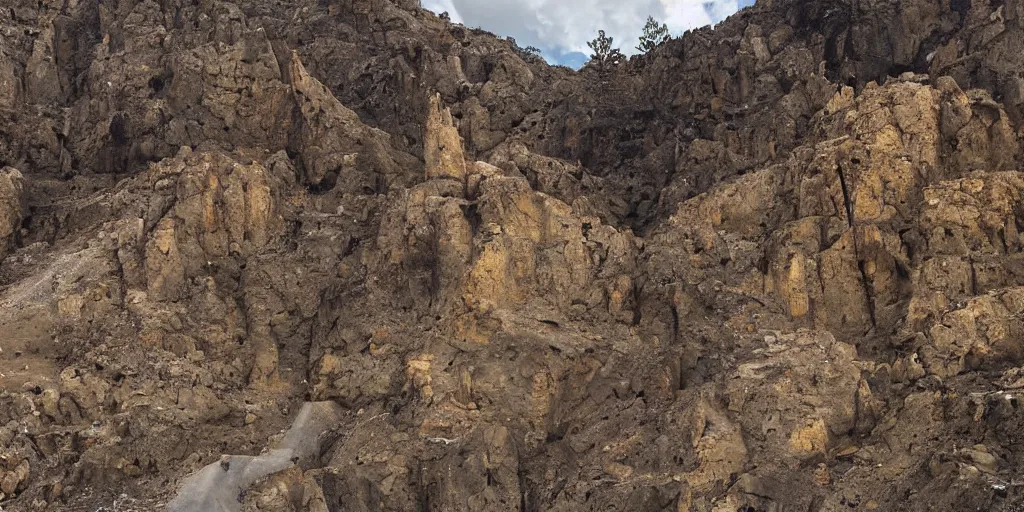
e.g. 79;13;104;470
1;0;1024;510
0;167;23;264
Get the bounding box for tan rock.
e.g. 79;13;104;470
0;460;29;495
145;217;185;301
406;354;435;399
603;462;633;481
728;331;860;462
813;463;831;486
0;166;24;264
789;419;829;455
965;447;998;474
424;93;468;182
40;388;60;419
289;51;407;191
919;288;1024;377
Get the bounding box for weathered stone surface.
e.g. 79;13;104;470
143;149;287;302
0;167;23;264
2;0;1024;510
726;331;860;462
290;51;419;193
424;93;468;182
0;50;21;109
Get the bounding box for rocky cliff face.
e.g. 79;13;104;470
2;0;1024;510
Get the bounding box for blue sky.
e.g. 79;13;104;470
422;0;756;67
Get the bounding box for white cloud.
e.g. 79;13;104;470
437;0;740;56
422;0;463;23
662;0;718;35
700;0;741;23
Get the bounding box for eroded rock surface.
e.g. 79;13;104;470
2;0;1024;510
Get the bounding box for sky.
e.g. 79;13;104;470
421;0;756;67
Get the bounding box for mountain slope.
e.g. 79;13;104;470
1;0;1024;510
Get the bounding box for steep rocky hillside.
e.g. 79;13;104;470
1;0;1024;510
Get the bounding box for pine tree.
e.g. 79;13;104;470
587;30;624;69
636;16;669;54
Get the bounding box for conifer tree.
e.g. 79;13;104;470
587;30;624;69
636;16;669;53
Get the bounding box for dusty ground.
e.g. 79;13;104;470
2;0;1024;510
